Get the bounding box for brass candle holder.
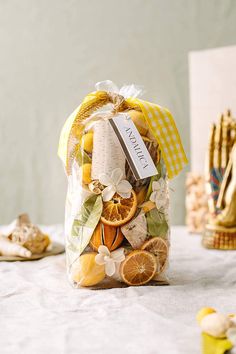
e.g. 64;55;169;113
203;110;236;249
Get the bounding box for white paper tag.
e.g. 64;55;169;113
110;113;158;180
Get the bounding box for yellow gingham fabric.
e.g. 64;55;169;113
126;97;188;179
58;92;188;179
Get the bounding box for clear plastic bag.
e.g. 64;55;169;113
59;81;187;289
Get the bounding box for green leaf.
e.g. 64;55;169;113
71;195;103;255
146;208;168;237
73;194;102;229
75;147;91;166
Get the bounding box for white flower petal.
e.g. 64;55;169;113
158;177;165;186
99;173;112;186
161;183;167;194
95;254;106;265
118;192;131;199
156;191;168;206
111;168;124;185
111;262;122;281
152;181;160;191
117;179;132;198
116;180;132;194
105;259;116;276
150;191;157;203
98;245;110;256
102;185;116;201
152;178;166;193
111;248;125;263
157;199;166;208
155;189;166;200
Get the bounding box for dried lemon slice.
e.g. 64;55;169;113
141;237;168;273
120;250;157;286
101;190;137;227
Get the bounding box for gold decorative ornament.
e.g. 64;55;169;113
203;110;236;249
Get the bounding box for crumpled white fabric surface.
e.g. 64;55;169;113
0;225;236;354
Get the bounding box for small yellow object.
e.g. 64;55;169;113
80;132;93;154
141;200;156;213
136;187;147;205
81;163;92;184
202;332;233;354
228;313;236;318
197;307;216;324
128;110;148;136
71;253;105;287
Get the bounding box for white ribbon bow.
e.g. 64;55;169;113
95;80;144;99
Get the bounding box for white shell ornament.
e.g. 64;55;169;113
200;313;232;338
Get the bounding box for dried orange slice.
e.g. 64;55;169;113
101;190;137;227
141;237;168;273
120;250;157;286
89;221;124;251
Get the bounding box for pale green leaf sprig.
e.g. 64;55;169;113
145;160;169;238
71;194;103;255
146;208;168;238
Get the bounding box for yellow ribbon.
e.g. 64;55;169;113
126;97;188;179
58;91;188;179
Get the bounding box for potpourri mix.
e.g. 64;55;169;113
58;80;187;288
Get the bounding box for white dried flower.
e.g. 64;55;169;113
200;313;232;338
99;168;132;202
95;245;125;277
150;178;169;215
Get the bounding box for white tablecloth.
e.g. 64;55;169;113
0;226;236;354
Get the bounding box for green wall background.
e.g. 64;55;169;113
0;0;236;224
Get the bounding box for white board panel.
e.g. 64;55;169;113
189;46;236;173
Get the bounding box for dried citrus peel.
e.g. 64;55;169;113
120;250;157;286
